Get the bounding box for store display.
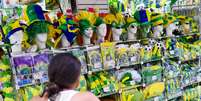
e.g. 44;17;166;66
0;0;200;101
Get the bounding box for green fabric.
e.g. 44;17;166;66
26;20;52;42
111;22;124;28
27;4;38;22
170;0;178;6
94;17;104;26
125;21;138;28
79;19;92;34
132;90;144;101
151;16;163;23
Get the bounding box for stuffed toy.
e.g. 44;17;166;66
143;82;165;99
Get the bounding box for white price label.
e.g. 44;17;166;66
130;81;135;85
170;50;174;55
103;86;110;92
152;76;157;81
131;57;137;62
94;63;101;69
154;97;159;101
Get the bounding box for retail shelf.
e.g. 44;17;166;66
98;91;118;98
120;84;143;92
182;80;201;89
166;91;183;101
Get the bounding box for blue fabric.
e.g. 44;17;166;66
63;25;77;44
139;9;148;23
34;5;45;20
5;27;23;43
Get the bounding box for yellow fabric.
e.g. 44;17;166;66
76;11;97;25
143;82;165;99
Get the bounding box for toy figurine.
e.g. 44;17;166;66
150;12;164;38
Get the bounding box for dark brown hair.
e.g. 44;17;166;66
47;53;81;98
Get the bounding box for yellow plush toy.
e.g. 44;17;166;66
143;82;165;99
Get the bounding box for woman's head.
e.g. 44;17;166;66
47;53;81;97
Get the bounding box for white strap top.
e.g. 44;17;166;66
49;90;79;101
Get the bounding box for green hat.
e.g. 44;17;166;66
125;17;138;28
150;13;163;26
134;9;151;26
111;22;124;28
26;20;52;43
26;4;46;23
94;17;104;27
79;19;93;34
163;14;177;27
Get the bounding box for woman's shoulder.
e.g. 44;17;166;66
71;92;100;101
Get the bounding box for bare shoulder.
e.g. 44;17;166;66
71;92;100;101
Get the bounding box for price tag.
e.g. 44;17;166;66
154;97;159;101
103;86;110;92
152;76;157;81
131;57;137;62
170;50;174;55
130;81;135;85
94;63;102;69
